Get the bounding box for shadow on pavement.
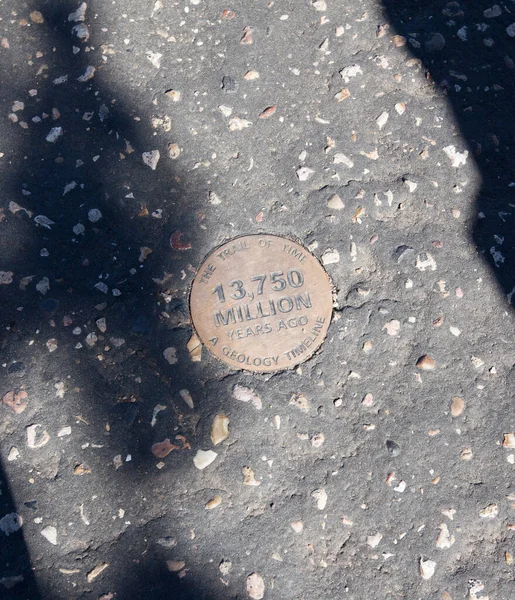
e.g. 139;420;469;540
0;1;218;597
0;463;40;597
382;0;515;304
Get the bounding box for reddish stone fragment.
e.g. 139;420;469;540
151;438;180;458
3;390;28;414
259;105;277;119
175;434;191;450
0;271;13;284
170;232;191;250
240;26;253;45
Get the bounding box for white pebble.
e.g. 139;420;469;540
142;150;160;170
333;153;354;168
46;127;63;143
419;557;436;580
376;111;389;130
193;449;217;470
41;525;57;545
88;209;102;223
322;249;340;265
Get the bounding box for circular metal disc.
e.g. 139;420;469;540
189;234;333;373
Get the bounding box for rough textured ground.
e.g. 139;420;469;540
1;0;515;599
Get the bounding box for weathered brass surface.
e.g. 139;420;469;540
190;234;333;372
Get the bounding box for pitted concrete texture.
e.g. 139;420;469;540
1;1;515;599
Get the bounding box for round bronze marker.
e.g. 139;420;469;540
189;234;333;373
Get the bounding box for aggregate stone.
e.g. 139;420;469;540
0;0;514;599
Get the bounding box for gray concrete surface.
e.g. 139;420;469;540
1;0;515;598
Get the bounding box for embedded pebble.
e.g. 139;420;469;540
222;76;238;93
7;447;20;461
334;88;350;101
46;127;63;143
229;117;252;131
69;2;87;22
291;521;303;533
193;450;217;470
460;448;473;461
41;526;57;545
219;105;233;117
0;513;23;536
219;560;232;575
246;572;265;599
0;271;13;285
311;433;324;447
166;560;185;572
8;362;26;377
443;145;468;168
242;466;260;486
376;111;389;130
211;414;229;446
484;5;502;18
151;439;179;458
232;385;262;410
30;11;45;23
26;424;50;449
186;333;202;361
296;166;314;181
416;253;437;271
333;153;354;168
72;23;89;41
86;332;98;346
46;339;58;352
311;488;327;510
327;194;344;210
391;35;406;48
425;32;445;52
367;532;382;548
142;150;160;170
322;249;339;265
205;495;222;510
163;347;178;365
34;216;55;230
179;388;194;409
436;523;455;549
96;317;107;332
362;393;374;406
340;64;363;82
471;356;484;369
419;557;436;579
395;102;406;115
88;209;102;223
168;143;181;159
150;404;166;427
86;563;109;582
416;355;436;370
146;51;162;68
77;66;95;82
450;397;465;417
3;390;28;414
165;89;181;102
479;504;498;519
384;320;400;336
386;440;401;457
259;105;277;119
